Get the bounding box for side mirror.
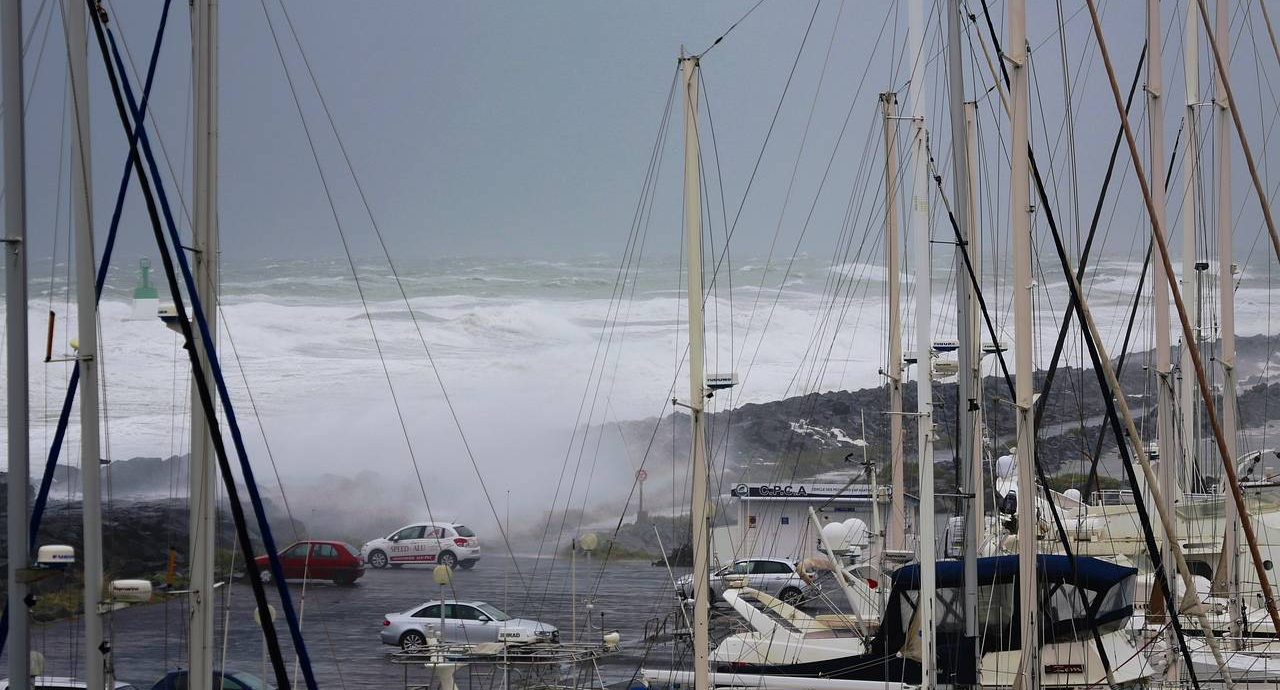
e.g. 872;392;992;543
477;615;491;622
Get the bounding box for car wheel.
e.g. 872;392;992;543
458;560;476;570
400;630;428;650
368;550;389;569
438;551;458;569
333;573;357;586
779;587;803;607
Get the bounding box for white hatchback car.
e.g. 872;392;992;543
362;521;481;570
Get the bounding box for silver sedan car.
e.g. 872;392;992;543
380;600;558;649
676;557;816;606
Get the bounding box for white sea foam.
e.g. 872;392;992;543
1;255;1274;530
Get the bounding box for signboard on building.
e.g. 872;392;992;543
729;483;871;500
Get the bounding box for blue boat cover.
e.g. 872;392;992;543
891;554;1137;591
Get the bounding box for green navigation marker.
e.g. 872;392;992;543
133;258;158;300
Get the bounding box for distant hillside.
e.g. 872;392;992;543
610;333;1280;491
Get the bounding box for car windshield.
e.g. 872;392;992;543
228;673;269;690
474;603;510;621
341;543;361;558
454;524;476;537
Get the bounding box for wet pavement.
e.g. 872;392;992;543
3;555;702;689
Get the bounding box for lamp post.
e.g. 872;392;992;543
433;564;453;644
252;604;277;684
579;532;598;641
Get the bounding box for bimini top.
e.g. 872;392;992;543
878;554;1137;658
892;554;1137;592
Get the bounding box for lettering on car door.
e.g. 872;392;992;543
389;526;425;563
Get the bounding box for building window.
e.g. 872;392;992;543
780;516;790;525
748;515;757;528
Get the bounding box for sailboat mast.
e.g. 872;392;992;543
680;53;711;690
67;0;105;685
1211;0;1242;642
963;100;983;568
1008;0;1038;689
881;93;905;556
189;0;220;686
945;0;980;683
3;0;31;683
1146;0;1180;677
1179;0;1200;499
906;0;935;685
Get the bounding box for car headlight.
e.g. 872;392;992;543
535;629;554;637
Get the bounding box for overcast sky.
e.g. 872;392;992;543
7;0;1278;268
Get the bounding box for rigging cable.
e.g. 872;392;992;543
0;0;173;655
92;6;319;686
265;0;533;590
697;0;767;58
82;11;300;690
1034;48;1147;433
973;3;1207;681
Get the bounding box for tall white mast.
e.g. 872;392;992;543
1179;0;1201;498
66;0;105;686
3;0;31;683
679;53;711;690
1147;0;1179;677
963;100;983;561
881;91;906;555
906;0;935;686
946;0;980;682
189;0;220;686
1212;0;1242;643
1008;0;1038;689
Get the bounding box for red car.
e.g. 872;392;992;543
254;540;364;586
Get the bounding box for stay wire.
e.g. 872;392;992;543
705;0;821;292
88;6;300;687
218;309;349;690
253;0;453;587
527;67;679;611
1033;47;1148;433
697;0;767;58
0;0;172;657
269;0;540;591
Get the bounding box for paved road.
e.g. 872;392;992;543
3;555;697;688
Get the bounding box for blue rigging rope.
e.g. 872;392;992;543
99;20;320;690
0;0;173;656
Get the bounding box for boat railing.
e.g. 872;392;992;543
1093;489;1136;506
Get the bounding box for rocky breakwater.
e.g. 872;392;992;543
1;466;304;622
